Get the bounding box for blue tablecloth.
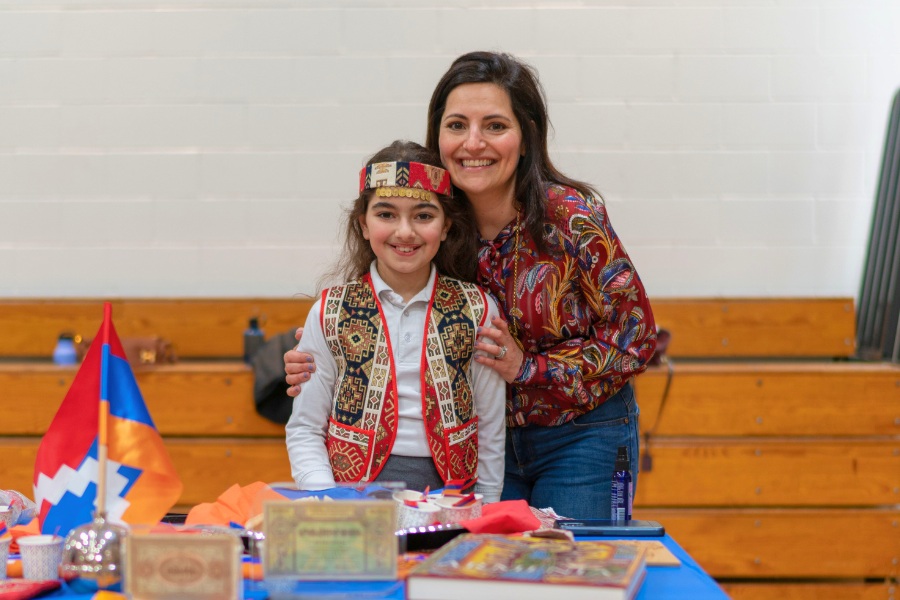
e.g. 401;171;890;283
633;534;729;600
34;532;726;599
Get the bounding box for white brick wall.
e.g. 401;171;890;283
0;0;897;300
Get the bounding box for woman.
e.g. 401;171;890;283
286;52;657;519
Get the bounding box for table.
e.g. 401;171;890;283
34;533;726;599
631;533;729;600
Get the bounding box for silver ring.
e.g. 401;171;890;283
496;345;508;360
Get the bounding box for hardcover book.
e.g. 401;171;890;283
406;533;647;600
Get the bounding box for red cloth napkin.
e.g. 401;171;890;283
0;580;62;600
459;500;541;534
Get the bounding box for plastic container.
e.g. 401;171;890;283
610;446;633;522
53;333;78;366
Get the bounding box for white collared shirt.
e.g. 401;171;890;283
285;262;506;502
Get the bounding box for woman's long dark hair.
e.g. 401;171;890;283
321;140;479;288
426;51;600;250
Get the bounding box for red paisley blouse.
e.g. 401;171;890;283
476;184;657;427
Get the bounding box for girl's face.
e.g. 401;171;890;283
438;82;524;207
359;192;450;294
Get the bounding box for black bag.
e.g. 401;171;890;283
250;330;299;424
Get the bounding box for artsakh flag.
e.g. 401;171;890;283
33;303;182;536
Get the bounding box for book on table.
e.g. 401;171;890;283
406;533;647;600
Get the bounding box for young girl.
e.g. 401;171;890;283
285;140;506;502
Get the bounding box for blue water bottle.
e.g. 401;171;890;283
52;333;78;365
610;445;633;522
243;317;265;364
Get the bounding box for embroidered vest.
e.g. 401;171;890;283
321;273;488;484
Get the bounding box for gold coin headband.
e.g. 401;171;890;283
359;161;452;203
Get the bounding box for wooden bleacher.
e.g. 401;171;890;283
633;298;899;599
0;297;897;598
0;299;309;511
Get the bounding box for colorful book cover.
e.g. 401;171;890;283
407;533;647;600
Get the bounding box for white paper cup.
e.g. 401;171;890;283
392;490;427;503
0;537;10;580
0;506;15;529
392;491;442;530
434;494;483;524
18;534;64;581
395;501;441;530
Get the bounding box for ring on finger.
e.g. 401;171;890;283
496;345;508;360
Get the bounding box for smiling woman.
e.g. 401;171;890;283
438;82;524;224
422;52;658;518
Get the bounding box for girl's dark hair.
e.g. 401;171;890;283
322;140;479;288
426;51;600;250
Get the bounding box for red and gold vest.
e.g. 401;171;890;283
321;273;488;484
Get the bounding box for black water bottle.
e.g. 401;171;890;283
243;317;265;364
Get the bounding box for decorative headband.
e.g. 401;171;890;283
359;161;452;202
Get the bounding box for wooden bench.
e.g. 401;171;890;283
650;297;857;358
0;297;897;599
0;362;288;505
0;299;313;359
0;296;857;360
0;298;311;506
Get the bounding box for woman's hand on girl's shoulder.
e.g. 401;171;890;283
474;316;524;384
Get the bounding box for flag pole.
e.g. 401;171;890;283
56;302;135;592
96;302;112;517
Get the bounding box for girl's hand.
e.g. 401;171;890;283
474;316;523;384
284;327;316;397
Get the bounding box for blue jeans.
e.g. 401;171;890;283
500;382;640;519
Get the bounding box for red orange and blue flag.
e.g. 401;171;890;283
32;303;182;536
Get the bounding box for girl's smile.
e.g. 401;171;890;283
359;194;450;301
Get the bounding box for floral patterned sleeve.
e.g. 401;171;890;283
509;188;657;423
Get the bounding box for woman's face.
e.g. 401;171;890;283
438;83;523;207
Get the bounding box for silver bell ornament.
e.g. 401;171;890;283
59;513;128;593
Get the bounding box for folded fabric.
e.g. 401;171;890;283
186;482;285;527
460;499;541;534
6;519;40;554
186;482;399;528
243;561;263;581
